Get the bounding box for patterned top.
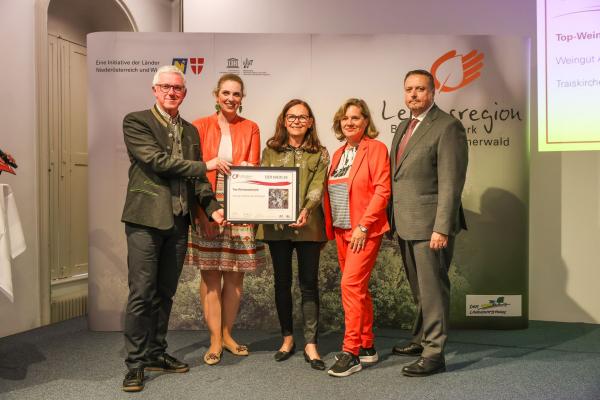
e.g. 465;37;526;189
328;146;356;229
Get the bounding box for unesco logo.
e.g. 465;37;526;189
226;58;254;69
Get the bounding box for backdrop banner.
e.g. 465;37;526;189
88;32;529;331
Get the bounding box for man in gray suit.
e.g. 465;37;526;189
389;69;468;377
121;65;225;392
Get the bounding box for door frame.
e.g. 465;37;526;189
34;0;137;325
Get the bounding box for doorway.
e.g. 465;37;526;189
43;0;135;323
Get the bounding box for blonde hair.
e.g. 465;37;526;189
332;98;379;141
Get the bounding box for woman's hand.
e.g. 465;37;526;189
211;209;229;227
198;219;220;239
206;157;232;175
239;161;255;167
289;208;309;228
349;226;367;253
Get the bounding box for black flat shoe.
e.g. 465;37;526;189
303;351;326;370
274;343;296;362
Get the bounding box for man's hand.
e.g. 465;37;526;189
211;209;228;226
429;231;448;250
206;157;232;175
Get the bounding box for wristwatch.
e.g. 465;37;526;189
358;224;368;233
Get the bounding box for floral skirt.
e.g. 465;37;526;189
185;174;266;272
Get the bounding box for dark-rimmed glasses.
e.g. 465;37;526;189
285;114;311;124
155;84;185;94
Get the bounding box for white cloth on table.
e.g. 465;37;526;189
0;184;26;302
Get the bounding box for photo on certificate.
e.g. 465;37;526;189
224;166;299;224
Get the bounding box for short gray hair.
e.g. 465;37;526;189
152;65;186;86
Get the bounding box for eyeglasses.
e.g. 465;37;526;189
285;114;311;124
155;84;185;94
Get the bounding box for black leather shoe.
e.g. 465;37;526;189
401;356;446;377
122;367;144;392
392;342;424;356
274;343;296;362
145;353;189;373
303;351;326;370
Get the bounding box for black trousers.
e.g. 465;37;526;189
124;215;190;369
267;240;322;344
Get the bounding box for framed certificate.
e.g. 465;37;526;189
224;166;299;224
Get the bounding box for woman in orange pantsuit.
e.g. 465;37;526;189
323;98;391;377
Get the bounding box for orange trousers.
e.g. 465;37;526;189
334;228;383;355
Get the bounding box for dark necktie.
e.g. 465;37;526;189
395;118;419;164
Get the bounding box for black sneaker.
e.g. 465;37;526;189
144;353;189;373
328;351;362;377
358;346;379;364
122;367;144;392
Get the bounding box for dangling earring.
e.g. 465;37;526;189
215;103;221;112
238;104;243;113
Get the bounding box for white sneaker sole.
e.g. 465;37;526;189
328;363;362;377
359;353;379;364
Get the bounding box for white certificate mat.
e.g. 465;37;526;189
224;166;299;224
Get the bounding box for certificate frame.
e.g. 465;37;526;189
224;166;299;224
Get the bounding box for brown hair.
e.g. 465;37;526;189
213;73;246;97
332;98;379;141
404;69;435;90
266;99;322;153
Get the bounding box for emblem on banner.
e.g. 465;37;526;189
466;295;522;317
172;58;188;73
190;58;205;75
430;50;484;93
227;58;239;69
243;58;253;69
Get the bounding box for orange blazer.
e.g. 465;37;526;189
323;137;391;240
193;113;261;190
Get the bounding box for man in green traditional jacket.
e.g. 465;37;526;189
121;65;225;392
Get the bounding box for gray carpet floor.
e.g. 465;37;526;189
1;318;600;399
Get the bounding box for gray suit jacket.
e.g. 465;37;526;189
121;106;220;230
388;104;468;240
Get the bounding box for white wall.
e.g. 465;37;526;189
184;0;600;324
48;0;134;45
0;0;40;338
0;0;176;338
124;0;175;32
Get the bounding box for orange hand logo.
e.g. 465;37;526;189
430;50;484;93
